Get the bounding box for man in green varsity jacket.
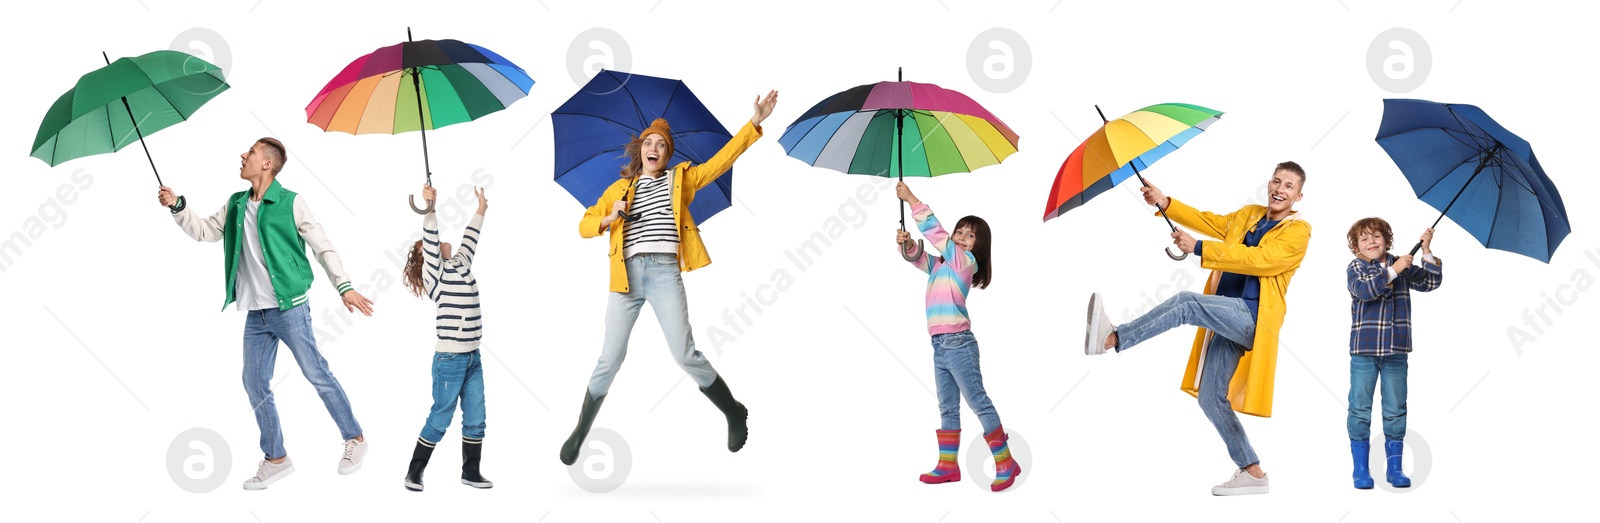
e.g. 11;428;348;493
158;137;375;490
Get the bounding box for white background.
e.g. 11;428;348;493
3;0;1595;521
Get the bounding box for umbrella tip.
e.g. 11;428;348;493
102;51;110;65
407;27;413;41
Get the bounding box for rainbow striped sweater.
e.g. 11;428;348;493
906;202;976;335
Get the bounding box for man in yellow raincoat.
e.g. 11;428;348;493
1084;162;1311;496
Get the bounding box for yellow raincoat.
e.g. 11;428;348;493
578;121;763;293
1164;197;1311;418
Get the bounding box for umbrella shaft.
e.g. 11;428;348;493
1412;147;1495;255
412;67;433;183
118;95;163;187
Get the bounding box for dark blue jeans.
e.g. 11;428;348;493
1347;353;1408;441
420;350;486;443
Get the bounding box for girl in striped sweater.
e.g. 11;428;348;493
401;184;492;492
895;182;1021;493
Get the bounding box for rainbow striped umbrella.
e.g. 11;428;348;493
780;69;1019;259
1042;104;1222;260
305;29;532;212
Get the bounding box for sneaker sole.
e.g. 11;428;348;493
339;461;364;475
243;465;295;490
404;480;423;492
1212;485;1269;496
461;479;494;489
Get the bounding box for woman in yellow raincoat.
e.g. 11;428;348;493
1083;162;1311;496
558;91;779;467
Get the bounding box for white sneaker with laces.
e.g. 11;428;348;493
1211;468;1269;496
242;457;295;490
338;437;367;475
1085;293;1116;355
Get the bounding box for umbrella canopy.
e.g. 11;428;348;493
553;69;735;224
32;50;228;168
1043;103;1222;221
778;80;1019;178
1376;99;1569;262
305;37;532;134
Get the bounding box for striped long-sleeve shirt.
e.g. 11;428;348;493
906;202;976;335
1348;252;1443;356
622;174;678;258
423;212;485;352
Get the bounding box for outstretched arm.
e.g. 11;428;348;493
454;187;487;269
1197;220;1311;277
682;91;778;191
295;197;373;316
162;186;226;242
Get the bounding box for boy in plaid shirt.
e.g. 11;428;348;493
1345;217;1443;489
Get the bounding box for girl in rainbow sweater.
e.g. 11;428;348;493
896;182;1021;493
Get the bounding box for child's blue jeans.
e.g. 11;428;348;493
1347;353;1408;441
420;349;486;443
932;330;1003;434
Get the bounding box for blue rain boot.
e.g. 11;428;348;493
1385;439;1411;488
1351;440;1374;489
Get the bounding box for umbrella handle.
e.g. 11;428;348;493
900;239;925;262
410;194;435;214
1166;246;1189;261
1407;241;1424;257
167;195;187;214
615;210;642;222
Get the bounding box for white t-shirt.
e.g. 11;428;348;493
236;199;280;311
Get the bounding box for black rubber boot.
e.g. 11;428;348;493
404;438;435;491
559;391;606;466
461;437;493;488
699;374;749;452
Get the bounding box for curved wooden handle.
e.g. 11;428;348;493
409;194;434;214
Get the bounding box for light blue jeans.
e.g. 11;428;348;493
1116;291;1260;468
420;350;486;443
932;330;1002;434
1347;353;1408;442
242;302;362;460
587;253;718;397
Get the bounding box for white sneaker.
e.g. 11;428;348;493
338;437;367;475
1085;293;1116;355
242;457;295;490
1211;468;1269;496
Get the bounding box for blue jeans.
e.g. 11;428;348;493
1118;291;1259;468
587;253;718;397
420;350;486;443
932;330;1002;434
1347;353;1408;441
242;302;362;460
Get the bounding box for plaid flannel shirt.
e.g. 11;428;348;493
1348;253;1443;355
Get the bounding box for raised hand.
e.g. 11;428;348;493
752;90;778;126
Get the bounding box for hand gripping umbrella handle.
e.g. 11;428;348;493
900;238;925;262
409;194;435;214
1166;246;1189;261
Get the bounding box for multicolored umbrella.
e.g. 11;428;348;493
1042;103;1223;260
1376;99;1569;262
779;68;1019;260
552;69;736;224
32;50;229;212
306;28;532;213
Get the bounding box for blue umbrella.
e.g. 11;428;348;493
1375;99;1570;263
553;70;734;223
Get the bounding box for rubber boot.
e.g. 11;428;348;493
918;429;961;483
698;375;749;452
1385;439;1411;487
559;391;606;466
1351;439;1374;489
404;438;435;492
985;426;1021;492
461;437;492;488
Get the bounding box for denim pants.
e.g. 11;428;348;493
1347;353;1408;442
931;330;1002;434
242;302;362;460
420;350;486;443
1117;291;1260;468
587;253;718;397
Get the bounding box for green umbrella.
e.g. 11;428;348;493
31;50;229;211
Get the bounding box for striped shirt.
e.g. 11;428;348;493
1348;252;1443;356
423;212;485;353
906;203;975;335
622;174;678;258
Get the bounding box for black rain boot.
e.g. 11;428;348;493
559;391;606;466
698;374;749;452
404;438;435;492
461;437;493;488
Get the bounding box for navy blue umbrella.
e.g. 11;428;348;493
1375;99;1570;263
553;70;734;223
